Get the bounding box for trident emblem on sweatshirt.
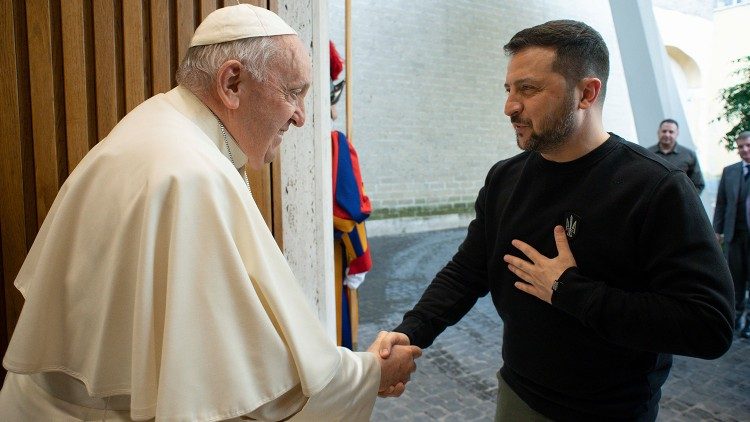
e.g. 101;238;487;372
564;213;580;238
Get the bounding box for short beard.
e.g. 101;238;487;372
515;92;577;154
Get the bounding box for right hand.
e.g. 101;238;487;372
367;331;422;397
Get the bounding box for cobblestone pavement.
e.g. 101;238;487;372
357;228;750;422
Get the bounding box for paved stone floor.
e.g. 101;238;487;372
357;228;750;421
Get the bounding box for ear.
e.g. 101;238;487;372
215;60;243;110
578;77;602;110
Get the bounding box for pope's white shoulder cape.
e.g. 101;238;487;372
2;86;378;421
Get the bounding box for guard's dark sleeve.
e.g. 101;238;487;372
393;180;491;349
551;171;734;359
712;168;728;235
688;150;705;194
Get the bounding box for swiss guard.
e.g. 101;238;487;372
330;40;372;350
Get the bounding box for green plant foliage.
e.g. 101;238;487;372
715;55;750;151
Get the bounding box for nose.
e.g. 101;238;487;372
291;99;306;127
504;95;521;117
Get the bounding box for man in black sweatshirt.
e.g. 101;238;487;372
377;20;734;421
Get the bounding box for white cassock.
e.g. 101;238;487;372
0;86;379;421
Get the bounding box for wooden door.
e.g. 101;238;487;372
0;0;283;372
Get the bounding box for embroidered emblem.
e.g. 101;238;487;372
564;213;580;238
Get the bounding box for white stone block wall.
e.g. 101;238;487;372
329;1;636;219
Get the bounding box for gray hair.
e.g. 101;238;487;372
176;36;284;95
738;131;750;141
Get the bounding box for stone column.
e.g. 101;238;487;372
277;0;336;340
609;0;694;148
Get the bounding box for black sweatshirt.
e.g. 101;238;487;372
395;134;734;421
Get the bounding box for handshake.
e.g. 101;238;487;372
366;331;423;398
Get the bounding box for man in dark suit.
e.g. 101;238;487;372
714;131;750;338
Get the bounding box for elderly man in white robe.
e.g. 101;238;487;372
0;4;420;421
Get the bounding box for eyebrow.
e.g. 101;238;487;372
285;80;310;92
503;78;538;89
297;82;310;93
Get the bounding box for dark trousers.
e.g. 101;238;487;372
728;230;750;314
495;374;553;421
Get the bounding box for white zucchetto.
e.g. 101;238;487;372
190;4;296;47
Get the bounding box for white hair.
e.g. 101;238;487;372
176;36;285;95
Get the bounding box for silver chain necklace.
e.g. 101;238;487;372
217;119;251;193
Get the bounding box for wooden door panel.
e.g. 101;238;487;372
0;0;281;368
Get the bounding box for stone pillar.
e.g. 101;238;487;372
277;0;336;341
609;0;694;148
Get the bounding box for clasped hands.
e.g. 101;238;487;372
367;331;422;398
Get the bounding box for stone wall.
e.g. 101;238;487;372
329;1;636;220
278;0;334;333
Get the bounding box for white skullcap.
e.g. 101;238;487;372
189;4;296;47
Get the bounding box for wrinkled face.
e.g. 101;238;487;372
233;36;311;170
737;137;750;163
504;47;578;154
657;122;679;151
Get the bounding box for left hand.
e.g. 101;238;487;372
503;225;577;304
